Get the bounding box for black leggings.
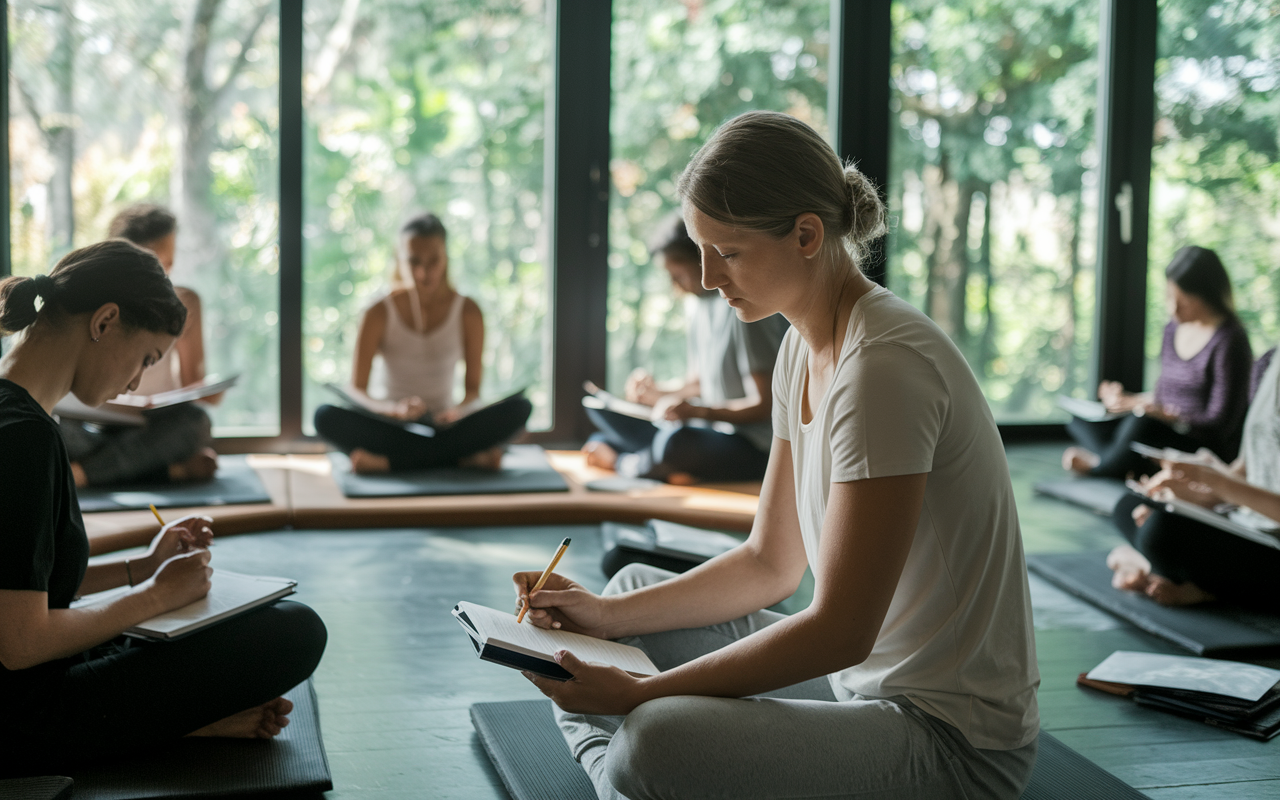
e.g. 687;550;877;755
314;395;532;471
1067;414;1204;479
586;406;770;482
1113;494;1280;613
2;600;326;777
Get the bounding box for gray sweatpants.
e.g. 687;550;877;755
58;404;212;486
556;564;1038;800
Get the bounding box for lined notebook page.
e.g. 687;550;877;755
456;601;659;675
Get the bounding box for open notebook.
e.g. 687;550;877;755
1058;395;1129;422
452;601;659;681
74;570;295;640
55;374;240;426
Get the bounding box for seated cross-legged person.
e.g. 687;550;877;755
1064;246;1253;478
0;241;326;777
1109;345;1280;612
313;212;531;473
518;112;1040;800
583;215;788;484
58;204;220;487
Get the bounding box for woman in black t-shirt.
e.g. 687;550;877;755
0;241;326;776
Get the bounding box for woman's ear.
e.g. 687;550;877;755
88;303;122;343
794;213;825;259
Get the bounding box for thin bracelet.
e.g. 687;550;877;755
125;558;134;587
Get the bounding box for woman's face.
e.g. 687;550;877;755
1167;280;1212;325
661;251;706;296
683;205;821;322
145;233;177;274
399;234;449;295
71;309;177;405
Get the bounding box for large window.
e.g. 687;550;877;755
886;1;1101;422
1147;0;1280;378
301;0;551;432
606;0;831;393
8;0;281;436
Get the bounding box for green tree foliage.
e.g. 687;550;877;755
606;0;830;392
887;0;1100;421
1147;0;1280;375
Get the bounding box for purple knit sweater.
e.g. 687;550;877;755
1154;319;1254;460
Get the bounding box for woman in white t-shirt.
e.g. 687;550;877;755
515;111;1040;799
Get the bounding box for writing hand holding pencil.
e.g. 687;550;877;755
512;538;612;639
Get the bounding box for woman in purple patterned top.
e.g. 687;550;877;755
1064;246;1253;478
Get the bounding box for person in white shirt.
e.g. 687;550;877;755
514;111;1040;799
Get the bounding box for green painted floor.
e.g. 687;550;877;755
196;442;1279;799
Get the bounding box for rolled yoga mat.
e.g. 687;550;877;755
69;679;331;800
330;443;569;498
1027;552;1280;657
1033;477;1130;517
77;455;273;514
470;699;1148;800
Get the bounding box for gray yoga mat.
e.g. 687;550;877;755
1033;477;1129;517
0;777;72;800
331;444;569;498
69;679;331;800
1027;552;1280;657
471;699;1148;800
77;455;273;514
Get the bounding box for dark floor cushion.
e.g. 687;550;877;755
78;455;273;513
331;444;569;498
0;777;73;800
1028;551;1280;657
470;699;1148;800
69;679;330;800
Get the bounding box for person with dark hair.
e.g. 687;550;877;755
1107;344;1280;612
57;203;220;487
519;112;1039;800
0;241;326;776
582;213;788;484
1063;245;1254;478
313;212;531;473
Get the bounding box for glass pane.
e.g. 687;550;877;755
302;0;551;432
8;0;281;436
607;0;831;393
1148;0;1280;378
886;2;1101;422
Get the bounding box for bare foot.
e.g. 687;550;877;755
71;462;89;489
1107;544;1153;592
350;448;391;474
189;697;293;740
582;441;618;471
1063;446;1100;475
460;446;504;470
169;447;219;483
666;471;696;486
1145;575;1215;607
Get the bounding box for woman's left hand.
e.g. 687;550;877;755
1145;461;1223;508
141;515;214;581
658;398;704;422
523;650;648;716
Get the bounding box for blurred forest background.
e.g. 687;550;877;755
7;0;1278;433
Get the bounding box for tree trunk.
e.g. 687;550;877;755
47;0;77;258
976;183;996;376
1062;190;1083;396
923;151;975;343
173;0;222;286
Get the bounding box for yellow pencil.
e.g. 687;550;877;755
149;504;166;527
517;537;571;624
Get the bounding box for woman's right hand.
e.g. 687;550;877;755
391;396;428;421
625;369;659;406
512;571;610;638
1098;380;1131;411
147;549;213;614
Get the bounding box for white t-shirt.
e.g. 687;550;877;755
773;284;1039;750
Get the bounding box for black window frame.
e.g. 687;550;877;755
1;0;1166;445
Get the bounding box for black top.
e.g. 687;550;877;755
0;379;90;705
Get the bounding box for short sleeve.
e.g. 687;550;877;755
741;314;789;374
829;343;948;483
771;328;799;442
0;420;60;592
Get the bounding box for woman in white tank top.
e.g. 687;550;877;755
313;213;531;473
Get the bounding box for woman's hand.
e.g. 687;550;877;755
512;571;611;639
1134;400;1179;422
625;369;660;406
434;405;464;425
146;549;213;614
138;515;213;582
658;397;704;422
1144;461;1225;508
1097;380;1130;411
391;396;428;421
523;651;649;716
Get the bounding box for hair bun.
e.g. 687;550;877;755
843;166;887;246
31;274;56;298
0;276;43;334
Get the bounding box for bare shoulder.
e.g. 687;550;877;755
174;285;202;311
461;295;484;321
